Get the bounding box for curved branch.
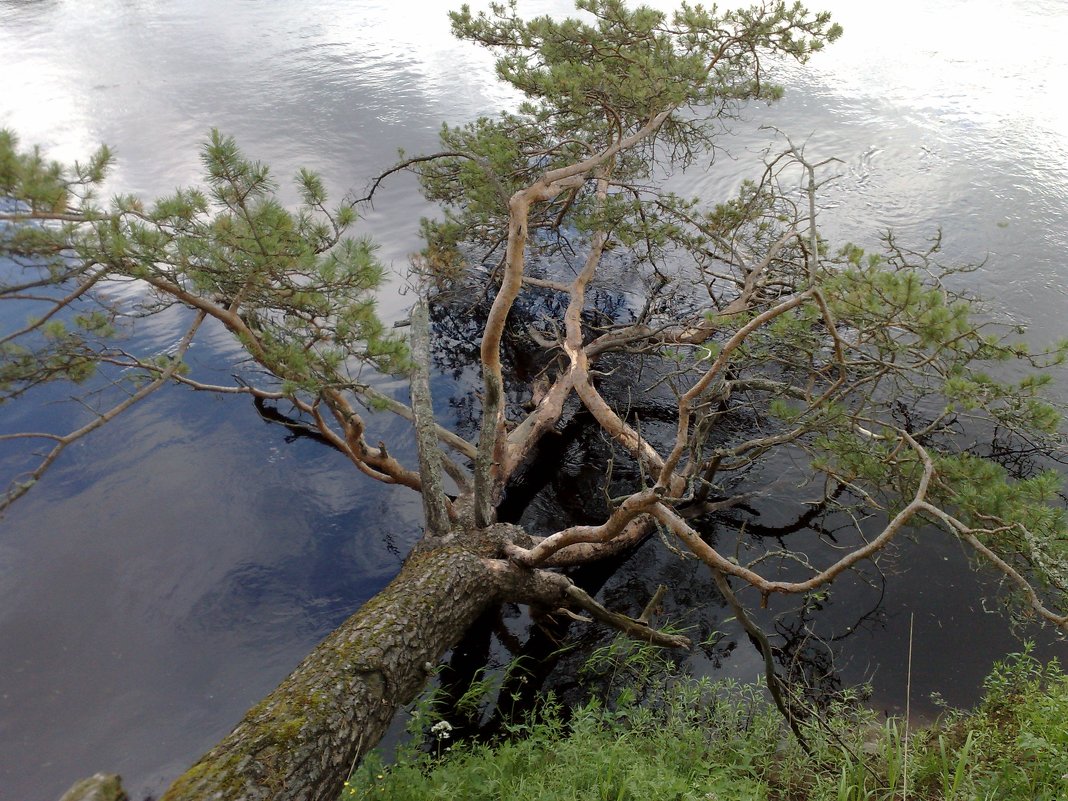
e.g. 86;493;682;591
504;488;660;566
475;108;681;526
654;431;935;601
918;502;1068;631
350;151;509;209
710;567;810;752
659;289;815;486
483;558;691;649
319;389;423;491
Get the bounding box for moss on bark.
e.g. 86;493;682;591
159;525;520;801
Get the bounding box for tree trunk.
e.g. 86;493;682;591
159;525;519;801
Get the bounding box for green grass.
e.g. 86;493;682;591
341;644;1068;801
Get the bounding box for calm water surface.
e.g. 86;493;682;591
2;1;1067;798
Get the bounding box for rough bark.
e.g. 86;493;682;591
409;297;452;534
158;525;520;801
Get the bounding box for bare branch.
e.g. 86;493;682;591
918;502;1068;631
409;297;452;533
659;289;815;487
1;311;208;514
652;431;936;602
349;151;510;209
505;488;660;566
484;558;691;649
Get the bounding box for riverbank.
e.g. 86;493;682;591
346;645;1067;800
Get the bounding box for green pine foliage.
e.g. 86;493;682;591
417;0;841;270
96;130;409;383
1;128;408;407
1;131;116;399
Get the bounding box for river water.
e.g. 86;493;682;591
1;1;1067;798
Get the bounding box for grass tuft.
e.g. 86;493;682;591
341;644;1068;801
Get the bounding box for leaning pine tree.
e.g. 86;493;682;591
2;2;1067;800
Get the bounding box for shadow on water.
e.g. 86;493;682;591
422;275;1067;748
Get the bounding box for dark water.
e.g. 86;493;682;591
2;1;1067;798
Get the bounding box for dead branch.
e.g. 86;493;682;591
410;297;453;532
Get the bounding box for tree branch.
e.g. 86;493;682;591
409;297;452;533
484;559;691;649
1;311;208;514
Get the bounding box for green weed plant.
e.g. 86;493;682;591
343;644;1067;801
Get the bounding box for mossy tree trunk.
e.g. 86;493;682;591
137;517;686;801
158;526;516;801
